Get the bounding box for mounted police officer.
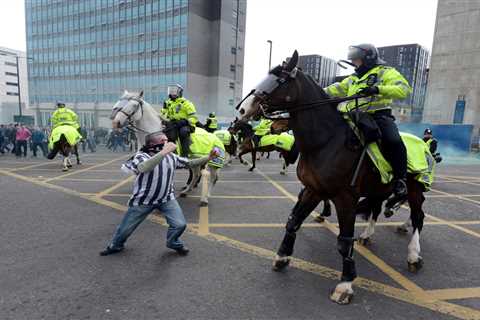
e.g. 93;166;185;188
163;84;198;157
51;102;80;131
324;43;412;198
205;112;218;133
252;116;273;147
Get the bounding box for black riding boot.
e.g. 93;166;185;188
373;111;407;197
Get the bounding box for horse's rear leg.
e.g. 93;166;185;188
330;194;358;305
273;188;321;271
407;182;425;273
280;158;287;175
249;150;256;171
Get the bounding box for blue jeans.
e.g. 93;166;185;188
109;199;187;250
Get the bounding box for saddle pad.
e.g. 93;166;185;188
344;115;435;189
259;133;295;151
48;125;82;150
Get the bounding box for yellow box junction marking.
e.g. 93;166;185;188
1;161;480;319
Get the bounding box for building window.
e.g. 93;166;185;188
231;47;237;54
228;99;234;106
6;82;18;86
6;92;19;96
229;82;235;89
230;64;236;72
5;72;17;76
5;61;17;67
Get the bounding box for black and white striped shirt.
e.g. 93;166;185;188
121;152;189;206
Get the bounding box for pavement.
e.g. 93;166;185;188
0;148;479;320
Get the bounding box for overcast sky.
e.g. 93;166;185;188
0;0;438;95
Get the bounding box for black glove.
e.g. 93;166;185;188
359;86;379;96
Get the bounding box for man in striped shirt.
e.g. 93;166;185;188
100;131;218;256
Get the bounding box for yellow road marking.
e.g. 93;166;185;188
431;188;480;207
208;220;480;228
426;214;480;239
2;168;480;319
43;155;129;182
53;178;123;182
200;231;480;320
9;161;56;172
198;207;209;235
94;176;135;198
438;174;480;181
426;287;480;301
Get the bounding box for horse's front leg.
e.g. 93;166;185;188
407;182;425;273
280;158;287;175
273;188;321;271
62;156;69;172
330;194;357;305
74;145;81;165
249;150;256;172
180;167;199;197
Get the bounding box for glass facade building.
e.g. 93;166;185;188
378;44;429;123
297;54;338;88
25;0;246;127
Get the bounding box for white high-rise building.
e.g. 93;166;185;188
422;0;480;130
0;47;32;124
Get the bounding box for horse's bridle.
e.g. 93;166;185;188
112;97;150;134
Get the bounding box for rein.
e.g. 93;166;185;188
259;94;370;120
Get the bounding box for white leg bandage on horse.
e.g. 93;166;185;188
407;229;421;263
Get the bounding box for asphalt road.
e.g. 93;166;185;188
0;149;479;320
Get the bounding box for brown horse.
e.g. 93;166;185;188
237;51;427;304
47;134;81;171
229;119;298;174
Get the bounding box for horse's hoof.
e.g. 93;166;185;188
179;193;187;198
62;167;69;172
200;201;208;207
280;171;286;175
313;215;325;223
272;255;290;271
77;161;82;165
358;237;370;246
67;164;73;168
248;168;254;172
396;225;409;234
330;289;354;305
384;208;394;218
407;257;423;273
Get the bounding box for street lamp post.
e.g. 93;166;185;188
15;55;34;118
267;40;273;72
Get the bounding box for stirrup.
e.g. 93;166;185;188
384;194;407;218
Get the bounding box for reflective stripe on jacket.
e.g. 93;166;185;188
324;65;412;113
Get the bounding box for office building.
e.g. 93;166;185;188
0;47;33;124
26;0;247;127
378;44;429;122
298;54;338;87
422;0;480;130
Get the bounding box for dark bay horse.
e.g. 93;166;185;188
47;129;81;171
229;119;298;174
237;51;426;304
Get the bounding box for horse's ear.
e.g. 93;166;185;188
139;90;144;98
285;50;299;72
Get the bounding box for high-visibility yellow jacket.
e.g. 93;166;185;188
324;65;412;113
207;116;218;130
253;119;272;136
51;107;79;129
163;97;198;126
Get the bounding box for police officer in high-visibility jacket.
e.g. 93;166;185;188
205;112;218;133
252;117;273;147
51;102;80;130
324;44;412;197
423;128;442;163
163;84;198;157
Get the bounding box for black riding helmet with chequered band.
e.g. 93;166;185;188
348;44;386;68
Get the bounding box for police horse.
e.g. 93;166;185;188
237;51;430;304
47;125;82;172
110;91;221;206
229;118;299;174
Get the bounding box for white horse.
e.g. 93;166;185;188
110;90;220;206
